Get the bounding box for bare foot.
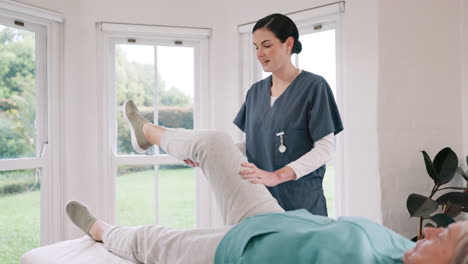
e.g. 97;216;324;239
88;220;112;242
143;123;167;146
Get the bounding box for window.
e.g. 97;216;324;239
98;23;213;228
0;2;63;263
238;2;344;218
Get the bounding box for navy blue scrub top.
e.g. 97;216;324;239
233;71;343;216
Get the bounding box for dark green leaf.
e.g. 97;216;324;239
422;151;438;184
430;214;455;227
436;192;468;207
424;223;435;228
407;193;439;217
433;147;458;185
445;203;462;218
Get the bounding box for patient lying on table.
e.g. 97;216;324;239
64;100;468;264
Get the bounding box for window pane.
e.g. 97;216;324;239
0;169;40;263
115;45;197;229
116;165;155;226
297;29;336;93
0;25;37;159
158;165;195;229
156;46;194;155
115;44;156;155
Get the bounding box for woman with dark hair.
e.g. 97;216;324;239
232;13;343;216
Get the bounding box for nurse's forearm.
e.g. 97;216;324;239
274;166;297;183
287;133;334;180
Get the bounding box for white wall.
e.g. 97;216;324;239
14;0;467;240
340;0;382;222
378;0;464;237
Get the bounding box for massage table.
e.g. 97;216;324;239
20;236;135;264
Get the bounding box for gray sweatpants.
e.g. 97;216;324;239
102;129;284;264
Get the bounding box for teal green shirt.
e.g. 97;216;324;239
214;210;415;264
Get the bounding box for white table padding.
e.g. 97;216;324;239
20;236;136;264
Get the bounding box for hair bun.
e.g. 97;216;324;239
293;40;302;54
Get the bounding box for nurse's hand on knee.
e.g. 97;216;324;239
184;159;200;168
240;162;283;187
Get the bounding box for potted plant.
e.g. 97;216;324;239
406;147;468;240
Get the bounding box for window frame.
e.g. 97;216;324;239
97;23;214;227
0;1;64;245
237;2;345;217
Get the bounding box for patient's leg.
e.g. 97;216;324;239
159;128;284;224
66;200;230;264
102;224;231;264
123;99;284;225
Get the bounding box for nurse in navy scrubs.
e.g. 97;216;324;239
233;13;343;216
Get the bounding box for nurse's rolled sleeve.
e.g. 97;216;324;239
287;133;334;179
308;78;343;144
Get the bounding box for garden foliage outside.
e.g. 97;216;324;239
0;26;36;159
115;45;194;154
0;26;41;203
